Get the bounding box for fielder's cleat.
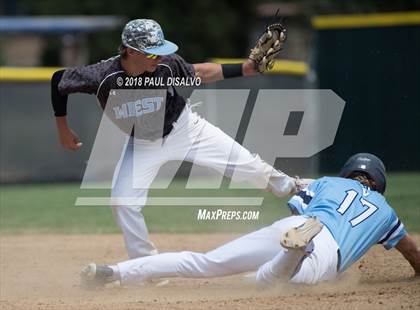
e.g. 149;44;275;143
281;217;323;250
80;263;115;289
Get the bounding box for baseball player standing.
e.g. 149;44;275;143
80;153;420;288
51;19;304;259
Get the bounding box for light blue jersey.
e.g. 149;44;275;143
288;177;406;272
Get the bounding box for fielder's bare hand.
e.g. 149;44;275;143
56;116;82;150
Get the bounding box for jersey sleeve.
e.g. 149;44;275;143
378;211;407;250
58;62;103;96
164;54;195;78
287;180;319;214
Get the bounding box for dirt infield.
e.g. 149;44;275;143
1;234;419;310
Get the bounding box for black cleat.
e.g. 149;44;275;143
80;263;115;289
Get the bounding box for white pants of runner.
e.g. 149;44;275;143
111;105;295;258
117;215;339;286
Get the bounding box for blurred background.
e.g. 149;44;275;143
0;1;419;233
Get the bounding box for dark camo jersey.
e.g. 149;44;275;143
58;54;195;137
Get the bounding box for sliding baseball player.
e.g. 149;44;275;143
81;153;420;287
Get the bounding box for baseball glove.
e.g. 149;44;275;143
249;23;287;73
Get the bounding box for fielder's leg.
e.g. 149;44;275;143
184;120;297;197
162;108;307;195
111;106;204;259
111;137;164;258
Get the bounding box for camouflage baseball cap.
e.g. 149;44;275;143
121;19;178;56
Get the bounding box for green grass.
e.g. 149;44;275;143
0;173;419;234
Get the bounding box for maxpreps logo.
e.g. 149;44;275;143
112;97;163;119
77;89;346;207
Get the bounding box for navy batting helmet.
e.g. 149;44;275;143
339;153;387;194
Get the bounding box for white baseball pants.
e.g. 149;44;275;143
116;215;339;286
111;106;295;258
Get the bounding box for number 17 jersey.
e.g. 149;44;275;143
287;177;406;272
